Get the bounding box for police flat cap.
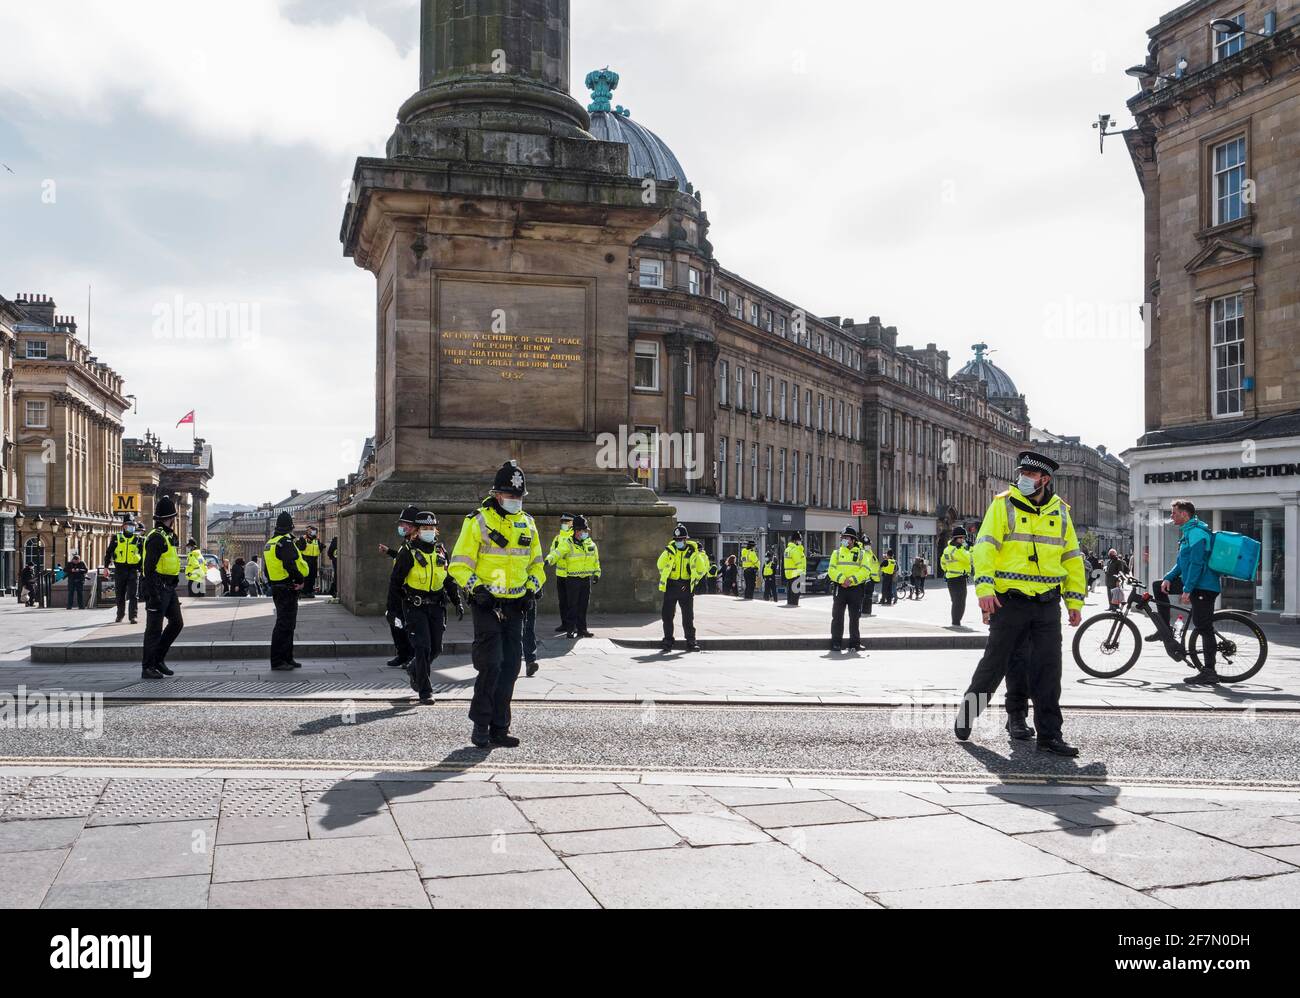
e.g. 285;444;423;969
1016;451;1060;475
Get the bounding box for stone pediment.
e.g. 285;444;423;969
1184;236;1260;275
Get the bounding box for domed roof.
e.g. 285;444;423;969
957;343;1019;397
584;68;688;186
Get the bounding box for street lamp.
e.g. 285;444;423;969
1125;58;1188;82
1210;17;1272;37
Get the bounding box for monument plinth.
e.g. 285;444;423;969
338;0;683;614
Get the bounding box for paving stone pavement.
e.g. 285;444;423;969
1;765;1297;909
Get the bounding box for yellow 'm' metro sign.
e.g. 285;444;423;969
112;493;141;515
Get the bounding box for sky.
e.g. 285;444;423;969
0;0;1169;504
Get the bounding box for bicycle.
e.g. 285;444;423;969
1072;575;1267;683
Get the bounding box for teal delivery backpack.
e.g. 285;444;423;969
1207;531;1261;582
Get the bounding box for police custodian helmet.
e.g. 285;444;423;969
492;460;528;497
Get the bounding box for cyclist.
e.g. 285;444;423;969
1149;500;1221;685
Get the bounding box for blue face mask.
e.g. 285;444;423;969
674;541;686;550
396;526;407;539
1016;474;1038;495
501;498;523;515
419;530;437;544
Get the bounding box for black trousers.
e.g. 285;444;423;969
328;558;337;597
406;600;446;698
556;574;571;630
831;584;866;646
763;574;777;601
115;567;139;620
469;600;525;733
1003;630;1035;722
142;583;184;671
661;581;695;643
270;584;298;665
390;615;412;661
564;576;591;633
882;576;895;604
947;577;968;625
303;557;318;597
786;575;801;606
66;579;85;609
743;567;757;599
1154;583;1218;669
959;595;1064;742
864;580;876;615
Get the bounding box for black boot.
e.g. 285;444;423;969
386;655;405;668
490;729;520;748
141;668;163;680
1006;716;1035;740
156;661;174;677
1185;669;1223;685
1036;737;1080;757
271;661;294;671
471;725;491;748
525;660;539;678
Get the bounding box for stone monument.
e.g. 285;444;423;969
338;0;683;614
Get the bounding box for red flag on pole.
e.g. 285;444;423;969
176;410;195;427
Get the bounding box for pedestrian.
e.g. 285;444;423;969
545;512;576;634
184;539;206;597
231;557;247;596
862;537;880;616
380;507;421;670
762;549;779;602
880;550;897;605
107;515;144;623
141;495;184;680
910;554;929;599
1105;548;1126;608
706;556;719;594
740;540;760;599
940;527;973;626
219;559;231;596
327;536;338;598
448;460;545;749
390;511;462;703
64;550;88;609
245;554;262;598
953;450;1086;756
1150;500;1223;684
657;524;708;652
19;561;38;607
829;525;869;652
264;510;308;671
721;554;738;597
784;532;807;606
297;525;321;598
1086;551;1102;594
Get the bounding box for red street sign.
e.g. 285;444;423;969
850;500;869;516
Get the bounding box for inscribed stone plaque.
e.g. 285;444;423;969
435;276;590;434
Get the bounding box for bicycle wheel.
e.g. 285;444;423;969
1072;612;1142;678
1185;610;1268;682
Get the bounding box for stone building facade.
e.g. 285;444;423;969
1122;0;1300;621
0;297;19;592
121;430;215;549
1031;428;1132;556
11;293;128;571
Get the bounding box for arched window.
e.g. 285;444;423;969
24;537;44;571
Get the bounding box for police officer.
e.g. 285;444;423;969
391;511;462;703
298;526;322;598
829;526;869;652
880;550;897;606
706;556;719;594
184;539;206;597
546;512;575;634
762;549;779;602
264;510;308;671
740;540;760;600
141;495;184;679
954;451;1086;756
448;461;545;749
862;537;881;616
379;506;420;669
657;524;708;652
107;514;144;623
560;515;600;639
940;526;974;626
784;532;807;606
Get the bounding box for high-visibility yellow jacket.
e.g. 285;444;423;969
112;532;143;566
864;547;881;583
762;561;774;577
545;526;574;578
299;537;321;558
940;543;973;579
552;535;600;579
973;487;1088;611
783;542;806;579
449;501;546;600
881;558;896;576
828;544;869;586
185;549;206;583
264;534;308;582
740;548;760;570
657;540;709;591
405;545;449;593
146;528;179;577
